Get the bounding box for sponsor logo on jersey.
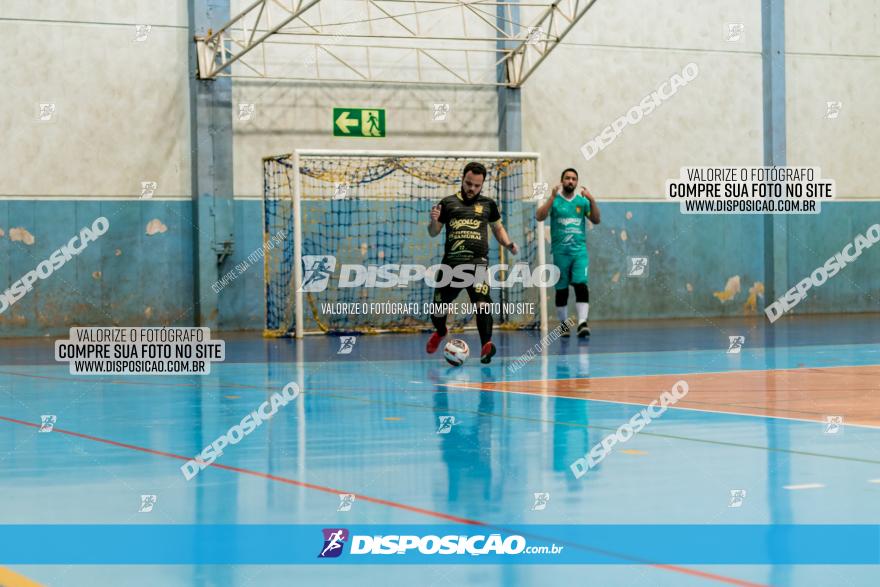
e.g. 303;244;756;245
449;218;482;230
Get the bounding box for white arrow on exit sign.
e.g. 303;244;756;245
335;111;359;134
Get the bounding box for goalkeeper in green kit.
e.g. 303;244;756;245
535;168;601;337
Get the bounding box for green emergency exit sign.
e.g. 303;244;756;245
333;108;386;137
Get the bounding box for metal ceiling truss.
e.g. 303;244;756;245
195;0;600;87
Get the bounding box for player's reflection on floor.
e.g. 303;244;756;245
554;353;594;485
429;366;498;514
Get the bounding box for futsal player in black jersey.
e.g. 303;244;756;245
425;161;519;364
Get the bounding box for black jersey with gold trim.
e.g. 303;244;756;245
436;192;501;265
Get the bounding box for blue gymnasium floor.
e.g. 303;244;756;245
1;314;879;586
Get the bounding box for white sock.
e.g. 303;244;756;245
576;302;589;324
556;306;567;323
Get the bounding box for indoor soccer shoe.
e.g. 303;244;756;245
577;321;591;337
560;320;571;337
426;332;445;354
480;341;496;364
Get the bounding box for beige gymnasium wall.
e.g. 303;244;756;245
522;0;764;198
785;0;880;199
0;1;191;199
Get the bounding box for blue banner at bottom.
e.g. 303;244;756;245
1;525;877;564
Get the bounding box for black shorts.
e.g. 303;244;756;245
432;263;492;308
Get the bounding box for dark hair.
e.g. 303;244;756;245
561;168;578;180
462;161;488;180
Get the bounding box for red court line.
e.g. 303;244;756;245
0;415;475;525
0;415;766;587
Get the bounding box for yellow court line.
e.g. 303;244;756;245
0;567;45;587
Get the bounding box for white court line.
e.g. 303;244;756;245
868;479;880;484
438;374;880;431
490;356;880;387
783;483;825;490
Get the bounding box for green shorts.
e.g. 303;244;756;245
553;251;589;289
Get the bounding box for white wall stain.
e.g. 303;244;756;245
713;275;741;302
9;227;35;245
146;219;167;235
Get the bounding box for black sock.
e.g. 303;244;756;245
431;314;448;336
555;288;569;307
476;308;493;346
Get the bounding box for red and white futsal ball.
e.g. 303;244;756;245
443;339;470;367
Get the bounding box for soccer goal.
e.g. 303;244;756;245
263;150;548;338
